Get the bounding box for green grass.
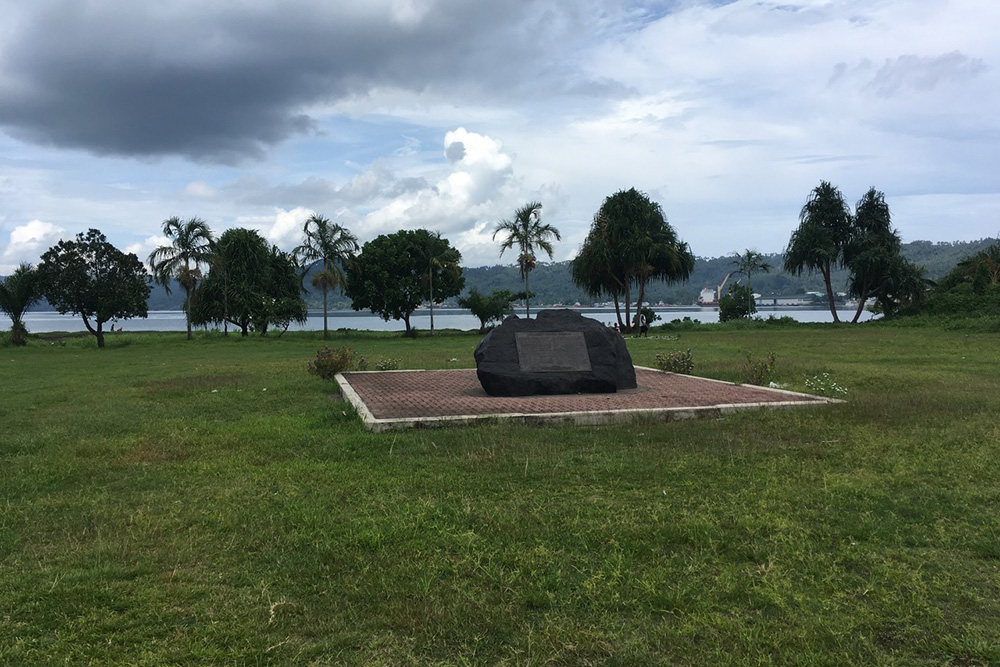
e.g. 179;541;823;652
2;323;1000;665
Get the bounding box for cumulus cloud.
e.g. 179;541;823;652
1;219;65;273
264;207;317;249
123;235;171;261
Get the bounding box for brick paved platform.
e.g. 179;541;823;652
337;367;837;432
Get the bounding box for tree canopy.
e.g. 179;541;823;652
345;229;465;336
571;188;694;330
0;263;42;345
191;228;306;336
37;229;151;348
457;288;516;333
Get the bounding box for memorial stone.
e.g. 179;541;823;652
474;309;637;396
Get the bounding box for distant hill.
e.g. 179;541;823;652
18;237;998;311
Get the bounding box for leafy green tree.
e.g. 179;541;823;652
719;283;755;322
572;188;693;330
784;181;852;322
346;229;465;337
0;263;42;346
37;229;151;348
191;228;306;336
732;249;771;319
493;201;560;318
293;215;358;339
458;288;516;333
148;216;214;340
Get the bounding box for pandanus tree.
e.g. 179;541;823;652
784;181;852;322
493;201;560;318
148;216;214;339
292;215;358;339
0;263;42;346
572;188;693;331
844;188;903;323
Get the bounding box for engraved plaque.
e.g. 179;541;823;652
515;331;592;373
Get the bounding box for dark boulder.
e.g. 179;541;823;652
474;309;637;396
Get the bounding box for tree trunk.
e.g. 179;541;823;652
623;283;632;333
429;267;435;336
821;265;840;323
403;313;413;337
613;294;623;329
322;284;329;340
851;284;870;323
184;284;193;340
635;278;647;333
524;270;531;319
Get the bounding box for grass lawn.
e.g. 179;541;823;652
1;322;999;665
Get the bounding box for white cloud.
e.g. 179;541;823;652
182;181;218;199
264;206;316;249
1;219;65;273
124;235;170;260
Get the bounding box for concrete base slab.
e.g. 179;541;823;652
336;367;839;432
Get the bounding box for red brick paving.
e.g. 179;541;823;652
339;367;832;430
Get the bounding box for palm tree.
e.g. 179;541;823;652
148;216;215;340
417;231;462;336
293;215;359;339
784;181;852;322
493;201;560;318
732;249;772;318
0;263;42;346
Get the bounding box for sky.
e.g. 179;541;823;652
1;0;998;274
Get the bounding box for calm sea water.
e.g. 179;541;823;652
4;306;876;334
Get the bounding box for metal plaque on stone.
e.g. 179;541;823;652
515;331;592;373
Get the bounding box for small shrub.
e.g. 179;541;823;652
307;346;366;380
655;349;694;374
804;372;848;398
374;357;400;371
739;351;776;386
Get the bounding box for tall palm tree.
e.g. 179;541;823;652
733;249;772;318
148;216;215;340
784;181;852;322
417;231;462;336
493;201;560;318
0;263;42;346
293;215;359;339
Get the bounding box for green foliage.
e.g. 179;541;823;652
739;350;776;386
718;283;755;322
457;288;515;332
654;348;694;374
898;242;1000;318
572;188;694;330
346;229;465;336
0;263;42;345
374;357;401;371
307;345;366;379
37;228;151;348
191;228;306;336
